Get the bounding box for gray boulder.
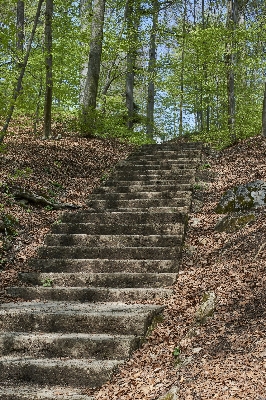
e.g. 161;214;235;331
215;180;266;213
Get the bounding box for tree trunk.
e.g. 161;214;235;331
262;82;266;137
79;0;93;104
146;0;159;139
16;0;24;52
179;0;187;136
82;0;105;128
226;0;237;142
125;0;140;130
0;0;44;143
43;0;53;139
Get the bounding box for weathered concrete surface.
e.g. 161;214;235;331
1;141;203;398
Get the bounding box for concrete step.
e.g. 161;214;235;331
113;163;195;174
127;155;201;163
135;142;202;150
0;302;164;336
117;162;200;171
93;183;192;194
0;385;94;400
116;160;198;168
61;211;188;225
89;190;190;200
111;171;195;180
19;272;178;288
44;234;183;248
29;259;179;273
0;332;139;359
7;287;172;303
0;356;122;387
38;245;182;260
51;222;184;235
104;176;195;185
87;197;189;210
88;207;189;214
128;149;202;158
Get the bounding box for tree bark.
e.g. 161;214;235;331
125;0;140;130
146;0;159;139
16;0;25;52
43;0;53;139
262;82;266;137
0;0;44;143
126;0;135;130
226;0;239;142
179;0;187;136
82;0;105;126
79;0;93;104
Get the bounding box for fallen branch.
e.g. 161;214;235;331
254;241;266;260
11;187;81;210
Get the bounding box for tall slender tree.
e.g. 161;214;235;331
178;0;187;135
80;0;93;104
0;0;44;142
146;0;159;139
262;82;266;137
125;0;141;130
82;0;106;130
43;0;53;139
16;0;24;52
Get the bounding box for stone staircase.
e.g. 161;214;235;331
0;141;202;399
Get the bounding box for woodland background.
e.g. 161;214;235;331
1;2;266;398
1;0;266;146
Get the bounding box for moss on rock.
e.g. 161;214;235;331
215;180;266;213
215;213;255;233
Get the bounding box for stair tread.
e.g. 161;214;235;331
0;301;164;315
28;259;179;273
0;355;122;366
0;384;94;400
7;287;172;302
0;331;137;340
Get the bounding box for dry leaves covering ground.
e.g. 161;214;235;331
1;133;266;399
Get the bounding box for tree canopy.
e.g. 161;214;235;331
0;0;266;146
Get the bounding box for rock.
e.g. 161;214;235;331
215;180;266;213
195;291;216;324
157;386;179;400
189;217;201;227
0;219;5;232
215;213;255;233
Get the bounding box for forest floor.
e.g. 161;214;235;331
0;132;266;399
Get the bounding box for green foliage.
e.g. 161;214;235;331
173;346;181;358
1;213;19;236
41;278;53;287
10;167;33;180
0;0;265;146
199;163;211;170
172;346;182;366
50;181;64;190
44;205;54;211
0;144;8;154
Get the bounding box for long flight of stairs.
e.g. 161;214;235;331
0;141;203;399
